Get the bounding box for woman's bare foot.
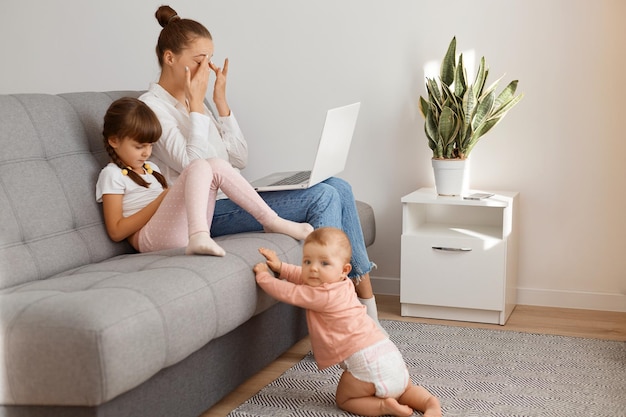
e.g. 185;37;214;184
264;218;314;241
186;232;226;256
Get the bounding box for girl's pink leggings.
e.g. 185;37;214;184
137;158;277;252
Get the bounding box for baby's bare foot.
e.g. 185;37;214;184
381;397;413;417
264;218;313;241
423;396;442;417
186;232;226;256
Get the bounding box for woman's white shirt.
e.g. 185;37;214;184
96;162;165;218
139;83;248;183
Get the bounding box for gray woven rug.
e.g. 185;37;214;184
228;320;626;417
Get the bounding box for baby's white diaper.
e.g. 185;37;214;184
343;338;409;398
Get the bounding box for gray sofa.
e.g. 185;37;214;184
0;91;376;417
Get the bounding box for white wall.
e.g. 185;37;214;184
2;0;624;312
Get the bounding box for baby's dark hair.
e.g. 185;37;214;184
304;227;352;264
102;97;168;189
154;5;212;67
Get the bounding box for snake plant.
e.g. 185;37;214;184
419;37;523;159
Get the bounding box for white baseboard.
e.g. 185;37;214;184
516;287;626;313
371;276;626;313
370;276;400;296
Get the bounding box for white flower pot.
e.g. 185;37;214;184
431;158;470;196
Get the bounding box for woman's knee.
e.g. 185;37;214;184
309;183;341;207
324;177;354;197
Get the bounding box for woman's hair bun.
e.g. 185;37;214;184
155;5;180;28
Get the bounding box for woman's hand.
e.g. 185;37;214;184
186;54;211;114
209;58;231;116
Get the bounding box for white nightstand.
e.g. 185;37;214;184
400;187;519;325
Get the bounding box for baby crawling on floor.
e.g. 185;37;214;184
253;227;442;417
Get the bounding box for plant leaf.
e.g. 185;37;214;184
425;109;439;147
491;93;524;120
492;80;521;113
478;73;504;98
425;78;443;111
465;117;500;155
472;88;496;130
474;117;500;140
458;84;477;153
440;37;456;86
418;96;430;118
438;106;460;152
441;82;462;113
454;53;467;97
473;57;488;97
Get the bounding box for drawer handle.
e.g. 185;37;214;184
432;246;472;252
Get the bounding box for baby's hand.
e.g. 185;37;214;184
253;262;269;275
258;247;282;274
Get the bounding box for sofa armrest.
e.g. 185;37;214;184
356;200;376;247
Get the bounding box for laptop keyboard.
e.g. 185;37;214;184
269;171;311;186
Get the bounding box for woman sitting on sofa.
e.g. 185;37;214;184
138;5;382;325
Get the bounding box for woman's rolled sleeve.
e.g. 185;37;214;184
218;112;248;169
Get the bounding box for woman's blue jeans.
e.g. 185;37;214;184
210;177;374;279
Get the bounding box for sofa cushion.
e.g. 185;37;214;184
0;233;302;406
0;93;139;290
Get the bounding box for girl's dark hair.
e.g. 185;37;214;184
154;5;212;67
102;97;168;189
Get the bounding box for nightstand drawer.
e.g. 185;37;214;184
400;234;506;311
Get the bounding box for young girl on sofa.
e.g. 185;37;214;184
96;97;313;255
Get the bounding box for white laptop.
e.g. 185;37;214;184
251;102;361;192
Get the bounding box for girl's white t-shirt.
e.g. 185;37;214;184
96;162;165;218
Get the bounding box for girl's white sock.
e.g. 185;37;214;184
186;232;226;257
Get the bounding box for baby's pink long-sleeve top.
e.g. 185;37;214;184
255;263;386;370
